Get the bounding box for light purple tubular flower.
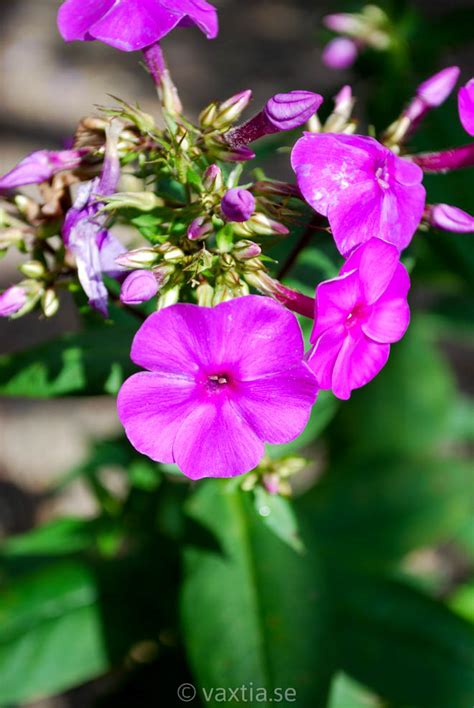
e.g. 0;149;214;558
458;79;474;136
224;92;323;148
427;204;474;233
0;286;27;317
0;149;86;192
221;188;255;223
291;133;426;255
322;38;358;70
405;66;460;125
307;238;410;400
57;0;218;51
62;122;126;316
118;296;318;479
120;270;159;305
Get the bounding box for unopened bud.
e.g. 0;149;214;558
322;37;358;70
426;203;474;233
20;260;47;279
221;188;255;223
188;216;213;241
0;285;28;317
120;270;159;305
235;213;289;237
212;278;234;305
233;240;262;260
102;192;164;212
196;282;214;307
203;164;223;192
157;284;180;310
41;288;59;318
209;138;256;163
0;228;25;250
215;90;253;129
323;12;365;35
157;243;185;263
199;102;218;128
175;125;190;151
115;247;159;269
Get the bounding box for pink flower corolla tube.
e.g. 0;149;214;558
322;37;358;70
458;79;474;136
0;149;86;192
62;122;126;316
58;0;218;51
307;238;410;400
0;286;27;317
427;204;474;233
291;133;426;255
118;296;318;479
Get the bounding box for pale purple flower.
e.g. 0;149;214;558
291;133;426;255
58;0;218;51
224;91;323;148
322;38;358;70
118;296;318;479
120;270;159;305
307;238;410;400
62;122;126;316
427;204;474;233
0;149;86;192
458;79;474;136
0;286;27;317
221;188;255;222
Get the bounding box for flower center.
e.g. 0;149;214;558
375;163;390;190
345;303;367;329
206;373;230;392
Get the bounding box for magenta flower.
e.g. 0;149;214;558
458;79;474;136
404;66;460;128
0;149;86;192
221;188;255;222
322;37;358;70
120;270;159;305
0;286;27;317
58;0;218;51
427;204;474;233
291;133;426;255
118;296;318;479
307;238;410;400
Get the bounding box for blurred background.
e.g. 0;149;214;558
0;1;473;707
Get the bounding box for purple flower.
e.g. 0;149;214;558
322;38;358;70
58;0;218;52
62;122;126;316
117;296;318;479
458;79;474;136
221;188;255;223
307;238;410;400
0;149;86;192
120;270;159;305
427;204;474;233
291;133;426;255
0;286;27;317
224;91;323;148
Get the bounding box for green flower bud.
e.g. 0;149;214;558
20;260;47;279
41;288;60;318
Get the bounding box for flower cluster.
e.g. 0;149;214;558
0;0;473;480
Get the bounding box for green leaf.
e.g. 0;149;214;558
302;455;472;570
1;518;97;558
333;574;474;708
0;309;138;397
181;481;332;707
449;582;474;624
0;560;108;704
327;672;380;708
253;487;304;554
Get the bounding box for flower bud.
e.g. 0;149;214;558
325;85;355;132
203;164;223;192
157;243;185;263
0;285;28;317
0;149;88;191
187;216;214;241
41;288;60;318
196;282;214;307
199;102;218;128
233;240;262;260
322;38;358;70
157;284;180;310
253;180;301;198
426;203;474;233
115;247;159;269
120;270;159;305
235;213;289;237
417;66;460;108
221;188;255;222
19;260;47;279
323;13;365;35
102;192;164;212
214;90;253;128
0;228;25;250
209;138;256;162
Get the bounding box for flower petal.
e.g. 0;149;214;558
341;238;400;305
306;325;345;390
362;298;410;343
332;333;390;400
173;398;264;479
117;371;197;463
458;79;474;136
58;0;115;41
312;270;362;340
234;364;318;444
166;0;219;39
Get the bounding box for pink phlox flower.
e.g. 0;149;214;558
0;149;87;192
458;78;474;136
118;296;319;479
291;132;426;255
57;0;218;52
307;238;410;400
